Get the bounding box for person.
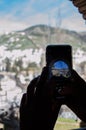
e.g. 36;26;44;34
20;67;86;130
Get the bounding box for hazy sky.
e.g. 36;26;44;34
0;0;86;34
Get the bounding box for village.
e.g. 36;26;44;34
0;46;86;106
0;45;86;129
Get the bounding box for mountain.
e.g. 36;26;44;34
79;32;86;41
0;24;86;51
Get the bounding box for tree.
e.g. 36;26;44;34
5;58;11;72
12;59;23;73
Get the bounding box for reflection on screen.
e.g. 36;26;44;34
51;60;71;78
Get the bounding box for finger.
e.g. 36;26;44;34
26;77;39;104
36;67;48;86
59;86;74;95
71;69;85;85
34;67;49;95
47;77;57;94
26;67;49;104
20;93;30;130
20;94;27;122
20;93;26;109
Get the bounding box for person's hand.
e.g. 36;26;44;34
20;67;63;130
59;69;86;97
60;70;86;100
59;69;86;122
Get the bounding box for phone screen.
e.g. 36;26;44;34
51;60;71;78
46;45;72;79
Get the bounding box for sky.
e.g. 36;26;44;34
0;0;86;34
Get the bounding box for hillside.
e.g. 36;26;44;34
0;24;86;51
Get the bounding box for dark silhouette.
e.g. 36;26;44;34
20;67;86;130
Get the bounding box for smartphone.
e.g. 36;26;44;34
46;44;72;98
46;44;72;80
